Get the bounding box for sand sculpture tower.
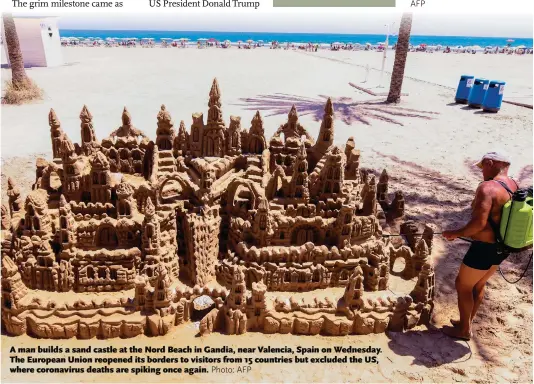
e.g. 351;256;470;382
116;181;137;218
377;169;389;209
156;105;175;152
174;120;188;157
410;261;435;304
253;199;272;247
80;105;99;156
362;174;377;216
344;137;361;182
422;223;436;254
225;266;248;335
310;98;334;168
152;263;172;309
343;266;364;310
247;111;266;154
189;113;204;157
203;78;226;157
289;143;309;199
90;152;112;203
24;190;52;235
389;190;405;219
49;109;64;163
142;198;162;274
226;116;242;156
58;195;76;246
312;146;345;198
60;135;83;201
412;238;430;277
7;177;22;216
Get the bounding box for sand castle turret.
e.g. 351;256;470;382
80;105;100;156
49;108;65;163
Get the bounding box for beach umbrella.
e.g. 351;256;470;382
208;38;217;42
516;45;526;48
179;38;190;41
247;39;254;43
198;38;208;41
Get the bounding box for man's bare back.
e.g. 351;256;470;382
470;176;517;243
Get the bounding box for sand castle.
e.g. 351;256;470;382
1;79;435;338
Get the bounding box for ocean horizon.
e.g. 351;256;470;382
59;29;533;47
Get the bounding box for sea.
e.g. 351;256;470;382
59;29;533;48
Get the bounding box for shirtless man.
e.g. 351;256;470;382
442;151;517;341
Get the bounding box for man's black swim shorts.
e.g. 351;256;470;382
462;241;509;270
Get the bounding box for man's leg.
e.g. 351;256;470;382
451;265;498;326
443;263;488;340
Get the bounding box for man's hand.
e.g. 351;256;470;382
442;230;459;241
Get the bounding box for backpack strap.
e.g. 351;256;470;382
493;179;514;197
489;179;514;252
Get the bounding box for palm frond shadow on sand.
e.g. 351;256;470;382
235;94;439;126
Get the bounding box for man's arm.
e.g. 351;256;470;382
443;183;493;240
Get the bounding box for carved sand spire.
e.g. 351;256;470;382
49;108;64;161
60;134;76;160
80;105;99;156
209;78;222;108
324;97;334;115
311;98;335;166
288;104;298;121
174;120;189;156
156;104;175;152
377;169;389;208
157;104;173;127
251;110;264;134
145;196;155;217
7;177;22;215
122;107;131;126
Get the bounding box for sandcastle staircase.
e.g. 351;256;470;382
245;156;263;184
156;150;176;177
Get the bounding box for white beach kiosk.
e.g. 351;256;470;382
1;16;63;68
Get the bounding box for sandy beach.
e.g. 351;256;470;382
1;46;533;383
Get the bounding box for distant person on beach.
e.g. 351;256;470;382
442;151;518;341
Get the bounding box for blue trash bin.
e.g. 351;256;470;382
455;75;475;103
483;80;506;112
468;78;489;108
